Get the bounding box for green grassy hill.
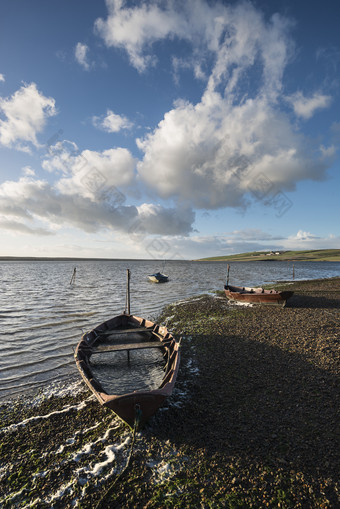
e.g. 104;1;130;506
198;249;340;262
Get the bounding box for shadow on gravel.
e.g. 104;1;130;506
150;333;339;485
289;294;340;309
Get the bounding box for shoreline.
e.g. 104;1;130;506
1;277;339;508
1;253;340;263
196;249;340;262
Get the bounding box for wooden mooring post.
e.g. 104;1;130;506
70;267;76;285
125;268;131;315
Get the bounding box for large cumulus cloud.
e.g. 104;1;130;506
0;83;56;151
0;176;194;236
129;1;333;209
137;93;331;209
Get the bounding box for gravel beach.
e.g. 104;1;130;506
0;277;339;508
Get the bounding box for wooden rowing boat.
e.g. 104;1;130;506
224;284;294;306
75;314;180;428
74;270;180;428
224;264;293;306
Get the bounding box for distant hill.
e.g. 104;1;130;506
197;249;340;262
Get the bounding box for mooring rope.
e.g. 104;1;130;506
95;405;142;509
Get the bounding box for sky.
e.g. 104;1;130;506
0;0;339;260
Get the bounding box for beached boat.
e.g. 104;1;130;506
148;272;169;283
74;271;180;428
223;264;293;306
224;284;294;306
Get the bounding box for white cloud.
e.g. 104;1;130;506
0;74;5;82
42;140;80;174
0;176;193;236
286;91;332;119
281;231;340;250
137;92;330;209
95;0;293;90
136;203;195;235
229;229;283;241
22;166;36;176
75;42;92;70
0;218;53;236
289;230;319;241
319;144;336;158
121;1;331;211
92;109;133;132
0;82;56;150
95;0;189;72
42;141;136;199
95;1;333;216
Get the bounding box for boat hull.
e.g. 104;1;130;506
224;285;294;306
148;272;168;283
74;313;180;428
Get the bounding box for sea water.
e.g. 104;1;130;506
0;258;339;400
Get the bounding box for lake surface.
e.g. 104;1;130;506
0;259;339;401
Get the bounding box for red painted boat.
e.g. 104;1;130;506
224;284;294;306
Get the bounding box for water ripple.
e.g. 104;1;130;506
0;259;339;400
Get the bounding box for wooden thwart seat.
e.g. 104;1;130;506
91;341;167;354
97;327;154;337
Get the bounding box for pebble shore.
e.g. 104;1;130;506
0;277;339;508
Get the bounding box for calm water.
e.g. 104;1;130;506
0;259;339;401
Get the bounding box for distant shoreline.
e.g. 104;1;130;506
197;249;340;263
0;249;339;263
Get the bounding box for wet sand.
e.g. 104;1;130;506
0;277;339;508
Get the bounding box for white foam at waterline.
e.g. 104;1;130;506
0;378;87;410
73;443;94;462
149;460;176;485
146;443;190;486
33;425;130;504
229;300;254;307
59;421;103;453
44;479;75;505
1;397;92;434
88;445;116;476
31;379;86;406
0;411;133;506
75;436;131;481
72;427;130;463
171;296;207;307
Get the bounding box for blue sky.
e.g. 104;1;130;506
0;0;339;260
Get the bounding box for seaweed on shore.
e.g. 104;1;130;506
0;277;339;508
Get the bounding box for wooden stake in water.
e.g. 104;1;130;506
125;269;131;315
226;264;230;287
70;267;76;285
